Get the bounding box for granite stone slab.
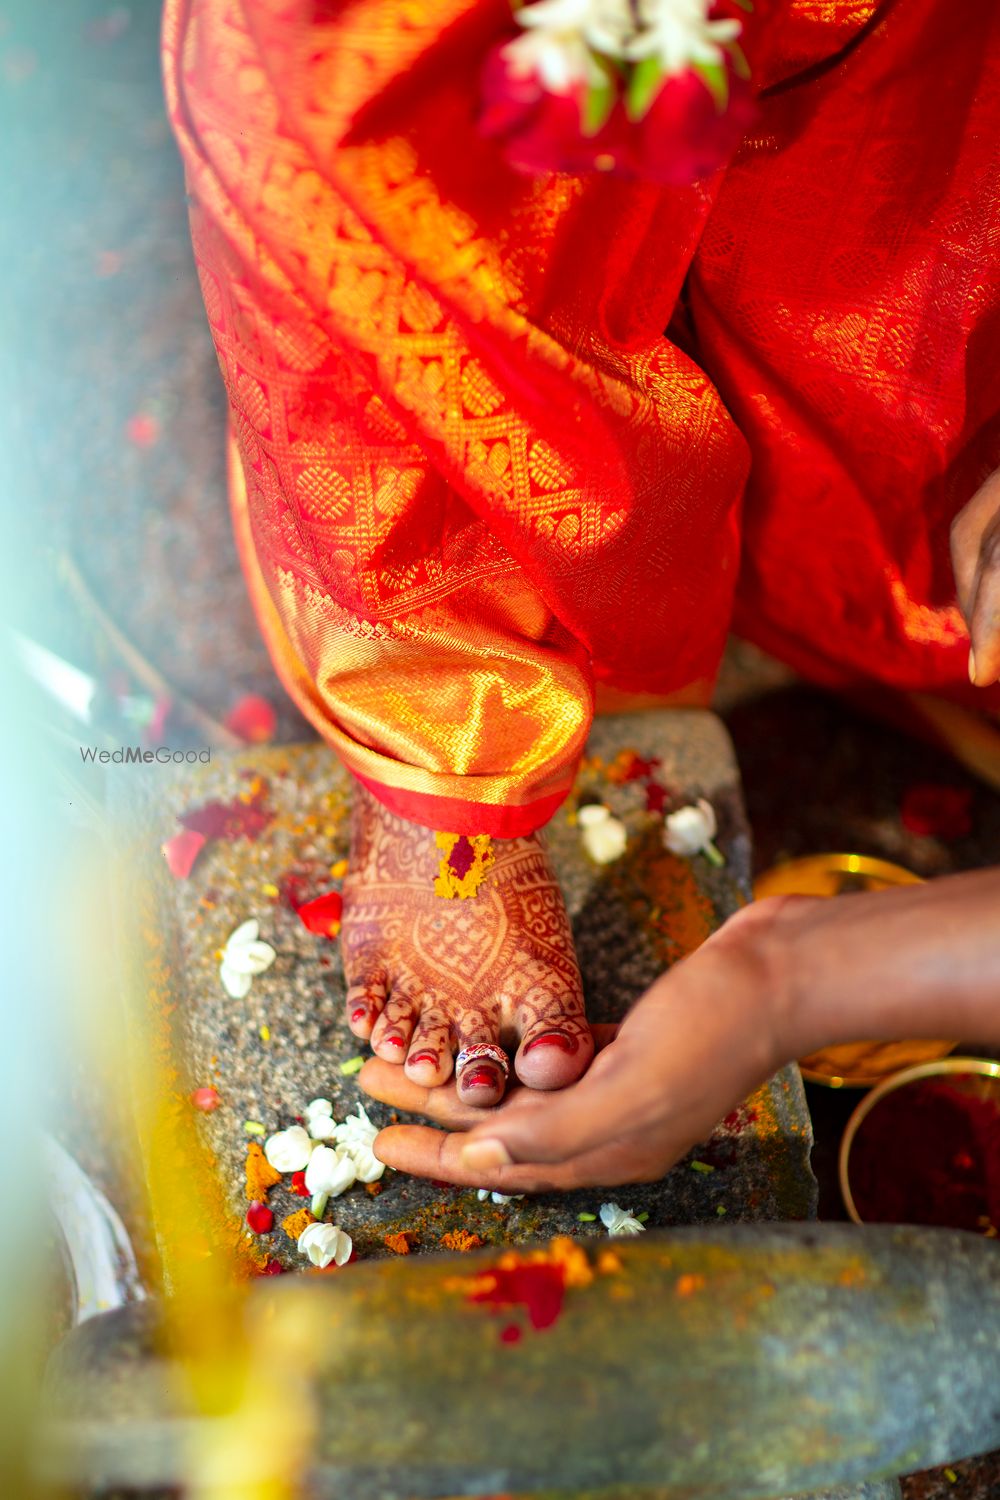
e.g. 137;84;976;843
85;711;921;1500
112;710;815;1273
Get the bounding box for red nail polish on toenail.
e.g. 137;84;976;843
523;1029;576;1054
384;1035;406;1048
463;1065;500;1089
408;1051;438;1067
351;1007;367;1023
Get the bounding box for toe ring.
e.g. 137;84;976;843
456;1043;510;1080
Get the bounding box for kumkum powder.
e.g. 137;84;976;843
848;1076;1000;1234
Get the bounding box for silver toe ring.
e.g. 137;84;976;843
455;1043;510;1079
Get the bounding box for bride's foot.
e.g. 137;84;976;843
340;786;593;1108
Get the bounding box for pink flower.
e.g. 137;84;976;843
478;0;754;185
479;41;611;177
619;64;755;185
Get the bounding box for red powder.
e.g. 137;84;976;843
899;784;973;839
500;1323;522;1344
469;1262;567;1331
179;784;272;842
448;836;477;881
849;1077;1000;1233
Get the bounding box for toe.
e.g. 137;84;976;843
344;974;386;1040
370;991;418;1063
514;1010;594;1092
455;1022;509;1109
404;1007;454;1088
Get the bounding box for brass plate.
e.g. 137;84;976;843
753;853;956;1088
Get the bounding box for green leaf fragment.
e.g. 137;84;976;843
339;1056;365;1076
693;60;729;113
581;51;620;137
636;1212;650;1223
728;41;751;82
625;56;664;123
690;1160;715;1174
582;80;616;137
243;1121;265;1136
577;1212;597;1222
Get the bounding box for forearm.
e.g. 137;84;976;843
768;868;1000;1060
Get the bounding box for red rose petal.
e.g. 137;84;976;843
179;785;273;842
644;781;667;815
191;1086;220;1113
246;1202;274;1235
224;694;277;745
162;828;207;879
259;1259;285;1276
900;784;973;839
298;891;344;939
291;1171;310;1198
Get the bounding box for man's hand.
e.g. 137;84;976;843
363;868;1000;1193
361;902;791;1192
951;467;1000;688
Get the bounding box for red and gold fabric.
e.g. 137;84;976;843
163;0;1000;834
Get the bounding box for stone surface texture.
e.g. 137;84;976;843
115;713;815;1274
47;1224;1000;1500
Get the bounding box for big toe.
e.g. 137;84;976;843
514;1015;594;1091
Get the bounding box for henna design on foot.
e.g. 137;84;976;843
340;785;593;1106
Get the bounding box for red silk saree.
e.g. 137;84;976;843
164;0;1000;833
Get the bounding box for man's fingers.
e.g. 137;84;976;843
951;471;1000;686
360;1059;496;1129
374;1123;584;1190
968;513;1000;687
360;1024;620;1130
373;1123;655;1191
